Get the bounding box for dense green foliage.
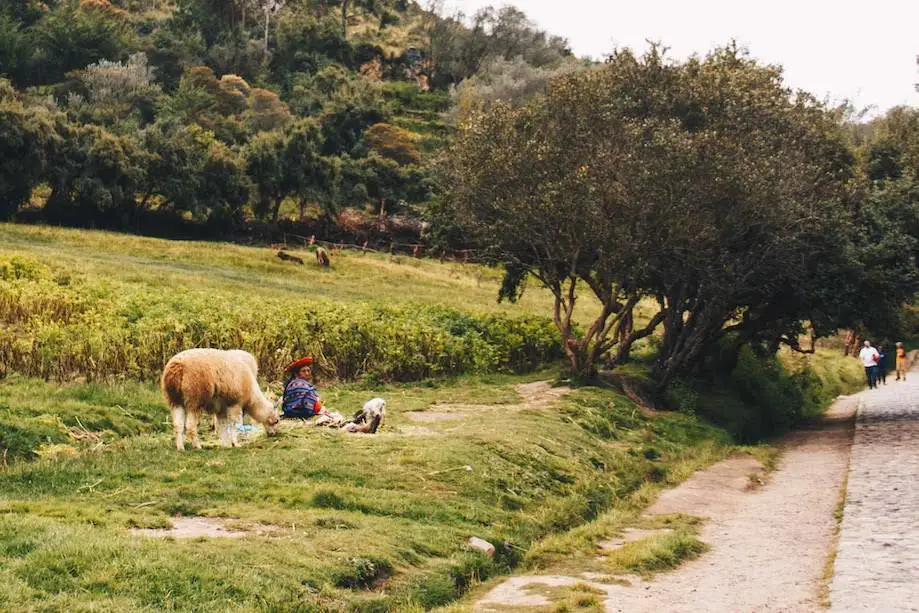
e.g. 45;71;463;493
662;345;864;442
0;252;561;383
0;0;571;239
441;45;919;382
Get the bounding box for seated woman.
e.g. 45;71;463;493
281;357;324;419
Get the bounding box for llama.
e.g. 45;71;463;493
315;246;330;267
161;348;279;451
277;250;304;265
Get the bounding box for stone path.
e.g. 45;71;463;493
830;372;919;612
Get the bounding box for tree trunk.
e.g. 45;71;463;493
843;329;858;357
264;8;270;52
341;0;349;39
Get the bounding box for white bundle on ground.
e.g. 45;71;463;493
314;398;386;434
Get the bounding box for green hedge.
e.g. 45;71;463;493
0;256;562;382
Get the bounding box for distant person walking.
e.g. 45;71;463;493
895;342;908;381
877;345;888;386
859;340;880;389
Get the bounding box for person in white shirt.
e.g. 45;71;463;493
859;340;880;389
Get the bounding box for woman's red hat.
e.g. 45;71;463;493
286;357;313;372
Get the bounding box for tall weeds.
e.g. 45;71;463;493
0;256;562;382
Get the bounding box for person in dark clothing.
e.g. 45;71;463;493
877;345;888;386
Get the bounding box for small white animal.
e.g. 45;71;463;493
343;397;386;433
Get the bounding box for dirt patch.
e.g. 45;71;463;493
131;517;278;539
512;381;571;410
396;425;441;436
479;576;620;608
477;395;858;612
420;381;571;418
597;528;674;552
402;382;571;429
645;455;765;517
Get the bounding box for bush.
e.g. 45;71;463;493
0;256;562;382
330;556;392;589
671;344;854;442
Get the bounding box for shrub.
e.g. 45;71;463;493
672;344;853;442
0;256;563;382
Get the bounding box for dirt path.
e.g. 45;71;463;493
478;395;859;612
405;381;571;423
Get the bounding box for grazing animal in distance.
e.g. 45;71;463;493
315;246;330;267
277;250;304;265
161;348;279;451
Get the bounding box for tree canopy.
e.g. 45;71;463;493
441;45;919;381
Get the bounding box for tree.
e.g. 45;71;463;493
335;0;390;40
442;45;876;382
320;96;386;155
245;128;286;220
72;52;162;126
283;119;338;220
446;55;582;124
0;80;59;219
44;122;148;228
0;14;32;86
142;122;249;222
421;3;572;88
270;10;350;79
28;0;129;86
871;106;919;179
244;87;291;132
245;119;333;221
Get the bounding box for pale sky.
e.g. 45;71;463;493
445;0;919;117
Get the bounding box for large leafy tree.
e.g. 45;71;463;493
142;122;250;222
442;45;893;382
28;0;130;86
0;80;60;219
245;119;334;221
44;122;148;228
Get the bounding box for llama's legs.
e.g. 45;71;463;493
172;407;186;451
185;410;202;450
229;407;241;447
216;413;232;447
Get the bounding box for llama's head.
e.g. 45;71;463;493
248;390;280;436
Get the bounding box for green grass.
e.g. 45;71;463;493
0;223;573;319
0;375;163;463
0;222;859;610
0;224;586;382
0;371;734;611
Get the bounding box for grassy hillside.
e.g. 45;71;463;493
0;371;736;612
0;223;602;382
0;222;870;611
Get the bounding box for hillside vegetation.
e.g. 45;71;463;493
0;223;864;612
0;0;571;243
0;223;582;382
